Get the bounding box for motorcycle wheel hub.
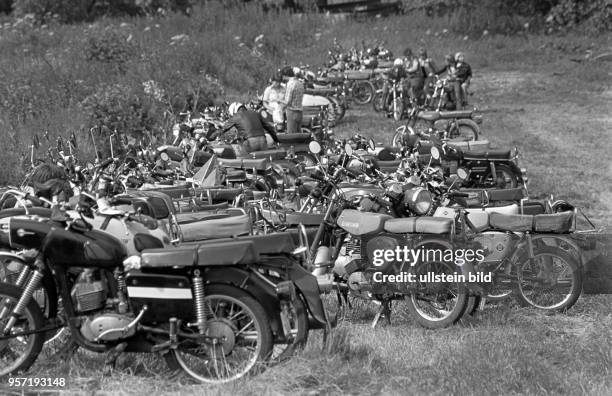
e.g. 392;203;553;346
206;319;236;356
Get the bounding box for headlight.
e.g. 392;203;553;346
403;187;432;215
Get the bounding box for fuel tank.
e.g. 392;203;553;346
6;217;127;268
337;209;392;236
337;183;385;201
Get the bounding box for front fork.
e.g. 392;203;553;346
1;255;44;334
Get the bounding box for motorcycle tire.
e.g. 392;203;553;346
482;164;519;189
404;260;469;329
328;96;346;121
352;81;375;105
372;91;385;113
464;295;482;317
392;98;404;121
169;284;273;384
392;125;407;148
0;282;46;377
448;119;479;142
512;246;582;312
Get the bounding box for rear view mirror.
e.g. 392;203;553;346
430;146;440;160
457;168;468;180
344;144;353;156
309;141;322;154
368;138;375;151
160;152;170;162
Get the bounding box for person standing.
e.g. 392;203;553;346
283;67;304;134
454;52;472;109
418;47;437;99
403;48;425;105
262;73;286;129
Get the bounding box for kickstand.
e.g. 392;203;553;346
371;299;392;328
103;342;127;376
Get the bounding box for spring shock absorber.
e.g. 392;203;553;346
114;268;128;314
191;270;207;334
2;269;44;334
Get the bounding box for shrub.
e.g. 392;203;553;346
83;28;136;68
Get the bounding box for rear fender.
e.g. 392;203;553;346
202;266;283;336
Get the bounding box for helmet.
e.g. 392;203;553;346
393;58;404;67
228;102;244;116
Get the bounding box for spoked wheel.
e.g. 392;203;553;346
447;119;479;142
372;92;385;112
513;246;582;312
0;282;45;376
352;81;374;105
463;295;482;317
170;285;273;384
391;126;406;148
328;96;346;121
404;261;469;328
392;98;404;121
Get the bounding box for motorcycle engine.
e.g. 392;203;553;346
70;269;107;313
80;313;136;342
473;232;517;266
70;269;137;342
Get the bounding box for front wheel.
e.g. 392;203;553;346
404;261;469;329
0;282;45;377
372;91;385;113
392;98;404;121
170;284;273;384
513;246;582;312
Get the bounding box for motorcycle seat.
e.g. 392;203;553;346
316;76;343;84
417;111;441;122
459;188;527;204
437;110;474;119
140;240;259;267
242;149;287;160
384;217;453;234
377;159;401;170
462;150;512;160
192;188;243;202
261;209;324;226
181;212;251;242
489;211;573;233
277;133;312;144
345;70;373;80
305;87;336;96
198;232;297;255
186;201;230;212
226;170;247;183
219;158;269;171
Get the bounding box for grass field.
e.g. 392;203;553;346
0;3;611;395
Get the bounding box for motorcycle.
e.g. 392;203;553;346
0;214;330;382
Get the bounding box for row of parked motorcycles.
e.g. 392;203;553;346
0;117;601;384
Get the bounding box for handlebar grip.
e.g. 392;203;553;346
449;191;470;198
24;194;42;206
309;173;325;182
97;158;113;168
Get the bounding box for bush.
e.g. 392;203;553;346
12;0;193;23
546;0;612;34
83;28;136;68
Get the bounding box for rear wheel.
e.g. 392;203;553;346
352;81;374;105
404;261;469;329
0;282;45;376
448;119;479;142
270;297;308;364
328;96;346;121
513;246;582;312
170;284;273;384
482;164;519;189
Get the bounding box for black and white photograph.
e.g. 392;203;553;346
0;0;611;395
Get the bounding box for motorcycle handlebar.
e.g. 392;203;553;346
309;173;326;182
448;191;469;198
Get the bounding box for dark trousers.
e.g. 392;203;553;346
286;109;303;134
